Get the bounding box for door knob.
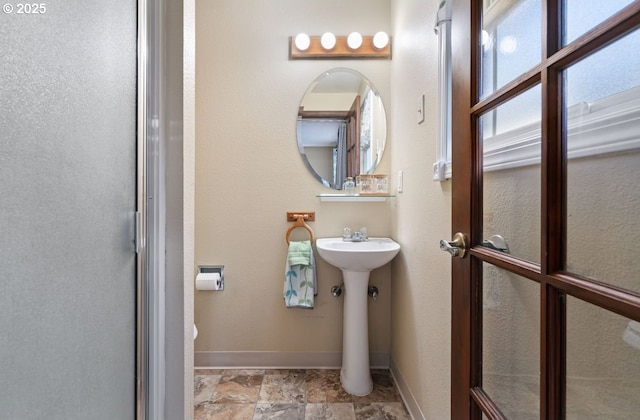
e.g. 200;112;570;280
440;232;468;258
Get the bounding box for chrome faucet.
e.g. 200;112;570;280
343;227;368;242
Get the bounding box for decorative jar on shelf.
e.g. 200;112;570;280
342;177;355;195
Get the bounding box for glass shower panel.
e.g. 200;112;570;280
0;1;137;418
565;29;640;294
566;296;640;419
482;262;540;420
482;86;541;263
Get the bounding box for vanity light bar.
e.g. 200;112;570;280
289;33;391;59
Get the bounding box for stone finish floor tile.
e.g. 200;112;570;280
212;374;264;404
194;402;256;420
354;402;412;420
196;368;224;375
353;370;402;403
221;369;266;376
253;403;305;419
194;368;411;420
258;370;306;404
305;370;352;403
305;403;356;420
194;374;222;406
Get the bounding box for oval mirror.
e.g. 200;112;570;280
296;68;387;189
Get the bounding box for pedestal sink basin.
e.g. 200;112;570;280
316;237;400;395
316;237;401;272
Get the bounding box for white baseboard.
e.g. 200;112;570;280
194;351;390;370
390;358;425;420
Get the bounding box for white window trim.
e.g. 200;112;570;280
435;2;639;179
484;86;640;172
434;0;453;181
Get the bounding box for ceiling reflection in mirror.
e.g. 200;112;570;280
297;68;387;189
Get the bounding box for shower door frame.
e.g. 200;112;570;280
136;1;149;418
137;0;150;417
137;0;165;417
137;1;188;418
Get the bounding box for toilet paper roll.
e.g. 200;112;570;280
195;272;221;291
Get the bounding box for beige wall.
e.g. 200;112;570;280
194;0;452;418
195;0;393;357
193;1;640;418
389;0;452;418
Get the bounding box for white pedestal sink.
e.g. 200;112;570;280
316;237;400;395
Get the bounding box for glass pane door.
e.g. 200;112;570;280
562;26;640;420
564;28;640;294
482;264;540;420
450;1;640;419
566;297;640;418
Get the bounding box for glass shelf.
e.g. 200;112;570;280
317;194;396;202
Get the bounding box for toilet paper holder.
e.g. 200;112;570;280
197;265;224;291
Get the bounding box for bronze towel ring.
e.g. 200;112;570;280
285;214;315;245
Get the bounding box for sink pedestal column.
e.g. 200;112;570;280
340;270;373;396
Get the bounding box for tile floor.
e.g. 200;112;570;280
194;368;412;420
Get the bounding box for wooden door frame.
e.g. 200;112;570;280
450;1;640;419
346;95;361;178
450;1;478;418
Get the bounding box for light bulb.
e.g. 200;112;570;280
347;32;363;49
320;32;336;50
373;31;389;49
294;33;310;51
